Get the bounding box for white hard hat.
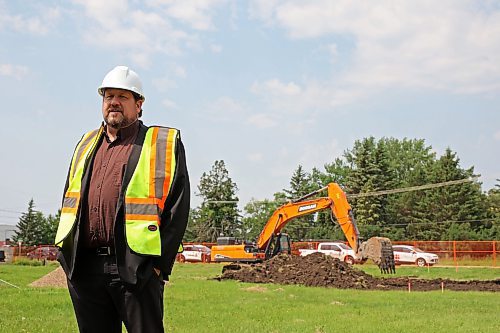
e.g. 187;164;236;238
98;66;145;101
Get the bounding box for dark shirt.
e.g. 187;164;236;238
81;121;139;248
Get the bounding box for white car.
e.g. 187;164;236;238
392;245;439;267
177;244;211;263
299;242;357;264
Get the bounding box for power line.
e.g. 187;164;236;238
347;177;478;199
0;208;44;214
0;208;23;214
0;215;19;219
384;218;497;227
206;200;239;204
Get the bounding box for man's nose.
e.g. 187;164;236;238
110;97;121;105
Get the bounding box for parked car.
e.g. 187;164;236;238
299;242;357;264
392;245;439;267
177;244;211;263
27;246;58;261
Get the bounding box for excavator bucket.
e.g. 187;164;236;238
358;237;396;274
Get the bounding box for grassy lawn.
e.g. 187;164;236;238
0;262;498;333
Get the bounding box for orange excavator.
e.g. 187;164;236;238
210;183;396;273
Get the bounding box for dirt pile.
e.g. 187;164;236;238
30;266;67;288
219;253;500;292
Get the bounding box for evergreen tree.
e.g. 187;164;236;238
344;137;394;237
282;165;314;240
381;138;436;239
409;148;485;240
13;199;44;246
188;160;240;242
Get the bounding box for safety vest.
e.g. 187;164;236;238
55;125;178;256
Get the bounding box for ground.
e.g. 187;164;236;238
218;253;500;292
30;254;499;292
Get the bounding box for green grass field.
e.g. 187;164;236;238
0;262;498;333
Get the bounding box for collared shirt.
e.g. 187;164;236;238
81;121;140;248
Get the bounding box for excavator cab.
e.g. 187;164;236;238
264;233;292;259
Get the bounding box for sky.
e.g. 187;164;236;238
0;0;499;226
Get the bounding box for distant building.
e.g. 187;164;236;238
0;224;19;243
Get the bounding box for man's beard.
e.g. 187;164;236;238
105;110;125;129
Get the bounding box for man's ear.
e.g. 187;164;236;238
136;100;143;112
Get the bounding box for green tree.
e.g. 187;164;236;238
344;137;395;237
282;165;314;240
41;210;60;245
188;160;240;242
481;179;500;239
381;138;436;239
241;197;282;241
407;148;485;240
13;199;44;246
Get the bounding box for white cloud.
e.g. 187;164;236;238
72;0;219;67
248;0;281;23
0;64;29;80
0;4;61;35
157;0;227;31
252;79;301;96
250;0;500;103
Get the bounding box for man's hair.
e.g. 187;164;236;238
131;92;143;118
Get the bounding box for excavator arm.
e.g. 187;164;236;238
256;183;395;273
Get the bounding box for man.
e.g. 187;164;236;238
55;66;190;333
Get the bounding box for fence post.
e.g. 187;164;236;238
493;241;497;267
453;240;458;272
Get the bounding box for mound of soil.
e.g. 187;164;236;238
30;266;67;288
218;253;499;292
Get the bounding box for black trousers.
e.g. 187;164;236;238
67;255;165;333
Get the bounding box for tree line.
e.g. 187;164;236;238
11;137;500;246
187;137;500;243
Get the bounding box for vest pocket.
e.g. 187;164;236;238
125;218;161;256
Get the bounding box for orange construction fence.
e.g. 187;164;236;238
292;240;498;267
